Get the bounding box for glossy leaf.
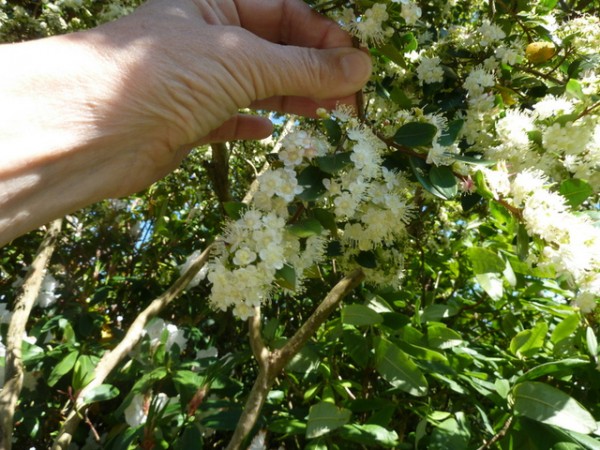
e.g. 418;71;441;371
394;122;438;147
80;384;120;406
341;304;383;327
48;350;79;387
513;382;598;434
306;402;351;439
375;338;428;396
339;424;399;447
560;178;593;208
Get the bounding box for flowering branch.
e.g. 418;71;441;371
52;244;214;450
225;269;365;450
0;218;62;450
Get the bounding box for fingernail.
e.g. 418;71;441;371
340;50;372;85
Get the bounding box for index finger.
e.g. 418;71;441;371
232;0;352;48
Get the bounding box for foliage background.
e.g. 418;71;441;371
1;0;600;449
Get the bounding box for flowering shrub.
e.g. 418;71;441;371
1;0;600;449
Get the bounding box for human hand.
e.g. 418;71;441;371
0;0;371;244
79;0;372;194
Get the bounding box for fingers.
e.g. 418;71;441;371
198;114;274;144
250;44;372;103
232;0;351;48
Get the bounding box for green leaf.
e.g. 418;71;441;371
355;250;377;269
222;201;245;220
268;418;306;435
339;424;399;447
73;355;99;391
174;424;204;450
409;157;436;196
475;273;503;300
297;166;328;201
586;327;598;358
428;414;471;450
173;370;206;405
517;359;589;383
275;264;297;291
510;322;548;358
288;218;323;238
551;314;580;344
394;122;438;147
312;208;337;234
316;152;352;174
565;79;585;101
306;402;352;439
438;119;464;146
560;179;593;208
467;247;505;274
393;32;418;52
375;338;428;397
429;166;458;200
341;304;383;327
517;223;530;261
390;87;413;109
322;119;342;146
343;327;371;368
428;324;463;349
474;170;495;200
80;384;120;406
495;379;511;399
48;350;79;387
513;381;598;434
420;304;458;322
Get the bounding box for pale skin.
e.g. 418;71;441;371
0;0;372;246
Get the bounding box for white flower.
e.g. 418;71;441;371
144;319;187;352
233;247;257;267
196;347;218;360
349;3;391;45
476;20;506;47
400;1;422;25
572;292;597;314
248;430;267;450
463;67;495;97
495;110;535;150
0;303;12;324
481;166;511;199
533;95;575;120
416;56;444;84
35;272;59;308
510;169;548;206
124;392;170;428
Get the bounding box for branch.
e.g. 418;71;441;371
225;269;365;450
272;269;365;371
476;415;513;450
0;218;62;450
205;143;232;204
52;244;214;450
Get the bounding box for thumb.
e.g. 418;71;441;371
256;45;372;101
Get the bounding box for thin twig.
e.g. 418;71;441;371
0;219;62;450
52;244;214;450
225;269;365;450
476;415;514;450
